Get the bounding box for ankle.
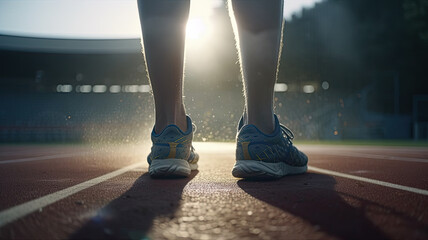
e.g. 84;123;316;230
154;106;187;133
154;115;187;134
244;112;275;134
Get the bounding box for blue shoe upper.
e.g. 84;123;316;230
147;116;197;164
235;115;308;167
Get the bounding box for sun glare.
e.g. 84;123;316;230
186;18;206;40
185;0;217;42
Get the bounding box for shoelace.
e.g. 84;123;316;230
280;124;294;142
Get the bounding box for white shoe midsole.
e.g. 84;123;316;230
149;159;197;176
233;160;307;177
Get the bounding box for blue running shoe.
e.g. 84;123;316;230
233;115;308;179
147;116;199;178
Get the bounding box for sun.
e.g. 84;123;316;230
185;0;215;41
186;18;206;40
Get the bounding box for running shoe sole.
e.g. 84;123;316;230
149;159;198;178
232;160;307;179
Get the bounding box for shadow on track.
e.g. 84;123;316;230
237;172;389;240
71;171;198;240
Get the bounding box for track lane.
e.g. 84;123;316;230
0;162;145;228
303;152;428;189
0;145;149;210
2;159;427;239
0;143;427;239
0;145;93;161
301;145;428;160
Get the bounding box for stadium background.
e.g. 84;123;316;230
1;0;427;142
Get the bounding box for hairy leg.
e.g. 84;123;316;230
138;0;190;133
229;0;284;134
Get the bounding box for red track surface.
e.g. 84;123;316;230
0;143;427;240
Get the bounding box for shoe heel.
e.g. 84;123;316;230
149;159;191;178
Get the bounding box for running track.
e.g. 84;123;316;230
0;143;427;239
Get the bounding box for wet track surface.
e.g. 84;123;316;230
0;143;427;239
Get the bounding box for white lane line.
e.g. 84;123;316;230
0;162;144;227
0;153;90;164
308;166;428;196
317;152;428;163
